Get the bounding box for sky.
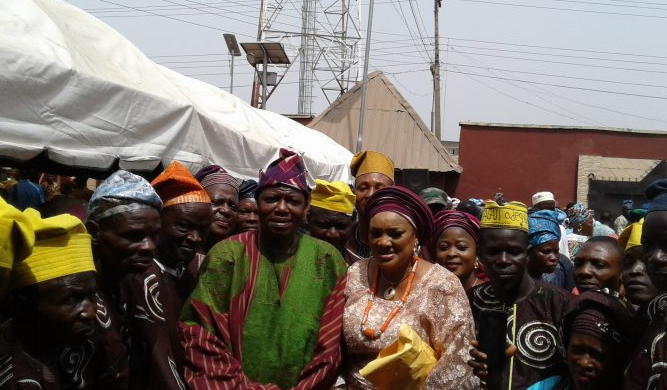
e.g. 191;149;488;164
67;0;667;141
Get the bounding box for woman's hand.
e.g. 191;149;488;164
468;340;489;379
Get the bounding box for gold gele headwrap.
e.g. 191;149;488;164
0;198;34;269
480;201;529;232
350;151;395;182
618;219;643;252
11;209;95;290
310;179;356;216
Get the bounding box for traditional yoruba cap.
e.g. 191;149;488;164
239;179;258;200
480;201;528;232
531;191;555;206
257;149;309;199
622;199;634;209
310;179;356;216
566;204;591;230
194;165;239;193
0;198;34;269
419;188;451;208
433;210;480;244
152;161;211;208
646;179;667;214
562;290;635;360
88;170;163;222
618;219;643;252
365;186;434;248
11;210;96;290
528;209;561;249
350;151;394;182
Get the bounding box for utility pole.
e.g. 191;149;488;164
251;0;267;108
431;0;442;141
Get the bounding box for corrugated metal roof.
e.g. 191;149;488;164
584;155;661;182
308;71;462;173
460;121;667;136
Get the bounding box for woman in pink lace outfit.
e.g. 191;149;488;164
342;186;478;389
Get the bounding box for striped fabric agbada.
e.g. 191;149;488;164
179;231;347;390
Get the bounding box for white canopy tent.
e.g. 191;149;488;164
0;0;352;184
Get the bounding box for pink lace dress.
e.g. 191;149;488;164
343;258;479;389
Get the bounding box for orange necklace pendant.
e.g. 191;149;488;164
360;257;420;340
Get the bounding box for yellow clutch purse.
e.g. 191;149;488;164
359;324;437;390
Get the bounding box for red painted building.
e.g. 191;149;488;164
456;122;667;204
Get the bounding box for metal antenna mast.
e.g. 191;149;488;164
299;1;317;114
258;0;362;115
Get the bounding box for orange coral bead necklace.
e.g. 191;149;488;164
360;254;420;340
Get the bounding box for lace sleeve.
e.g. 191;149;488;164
423;268;479;390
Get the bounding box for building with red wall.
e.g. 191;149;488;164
456;122;667;205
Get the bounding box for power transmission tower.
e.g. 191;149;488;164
257;0;362;115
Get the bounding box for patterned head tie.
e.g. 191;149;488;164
257;148;309;200
152;161;211;208
566;204;591;230
364;186;434;250
480;201;528;232
433;210;480;244
528;209;561;249
561;289;635;358
88;170;163;222
194;164;239;193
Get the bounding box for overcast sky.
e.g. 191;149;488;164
67;0;667;141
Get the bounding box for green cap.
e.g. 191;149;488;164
418;187;451;207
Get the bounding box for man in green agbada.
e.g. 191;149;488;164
180;149;348;390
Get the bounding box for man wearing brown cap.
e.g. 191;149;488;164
345;151;394;263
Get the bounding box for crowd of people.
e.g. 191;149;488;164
0;149;665;390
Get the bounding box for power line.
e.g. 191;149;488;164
444;68;667;100
450;49;667;74
94;0;224;31
448;44;667;66
449;52;608;125
454;0;667;19
530;0;667;12
441;36;667;60
406;0;433;60
457;55;667;124
390;0;432;62
457;66;598;123
444;62;667;89
159;0;262;28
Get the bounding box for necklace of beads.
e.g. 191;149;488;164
360;254;420;340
